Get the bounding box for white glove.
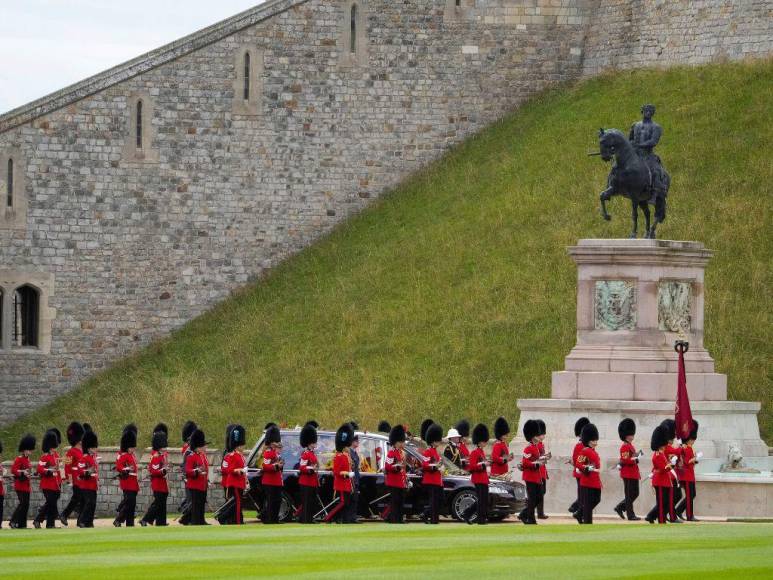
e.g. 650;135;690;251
670;456;678;466
586;466;596;473
696;452;704;460
348;471;355;478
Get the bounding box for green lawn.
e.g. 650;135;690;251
1;60;771;445
1;523;772;579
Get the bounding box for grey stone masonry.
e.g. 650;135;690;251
1;448;228;520
0;0;770;424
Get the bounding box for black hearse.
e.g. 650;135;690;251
243;428;525;522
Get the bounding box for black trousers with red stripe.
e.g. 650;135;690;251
299;485;316;523
652;485;673;523
324;491;350;523
675;481;697;519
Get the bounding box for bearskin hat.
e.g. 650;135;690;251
472;423;490;445
19;434;36;453
120;428;137;452
42;430;59;453
389;424;406;446
523;419;539;442
456;419;471;438
420;419;435;441
123;423;138;436
661;419;676;441
189;429;207;451
264;422;278;431
51;428;62;446
224;424;236;453
335;423;354;452
494;417;510;440
618;418;636;441
229;425;247;450
574;417;590;437
264;425;281;446
305;420;320;429
536;419;546;436
377;420;391;434
650;424;669;451
153;423;169;436
182;420;197;444
66;422;85;446
83;423;93;433
349;421;360;431
300;424;318;448
688;420;699;442
580;423;599;446
152;430;168;452
82;430;98;450
425;423;443;446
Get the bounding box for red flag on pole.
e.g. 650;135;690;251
674;340;694;441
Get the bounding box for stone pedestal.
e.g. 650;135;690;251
516;239;769;517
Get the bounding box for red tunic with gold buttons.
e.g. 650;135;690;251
78;453;99;491
572;441;584;480
651;451;672;488
185;451;209;492
299;449;319;488
261;448;283;487
538;441;548;481
333;451;353;493
678;445;696;483
223;451;247;490
521;443;543;484
385;448;407;488
469;447;490;485
37;452;61;492
577;447;602;489
116;452;139;492
148;450;169;494
619;442;640;480
12;456;32;493
64;447;83;488
421;447;442;487
491;440;510;476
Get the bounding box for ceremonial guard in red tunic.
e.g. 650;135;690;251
462;423;490;525
178;420;198;526
647;424;674;524
519;419;544;525
141;424;170;526
614;418;641;520
385;425;408;523
421;423;444;524
646;419;681;523
35;429;61;529
676;420;700;521
77;430;99;528
9;435;36;529
60;422;85;526
261;425;284;524
185;429;210;526
574;423;601;524
114;425;140;527
220;425;248;525
536;419;550;519
491;417;512;478
325;423;355;523
568;417;590;515
298;423;319;524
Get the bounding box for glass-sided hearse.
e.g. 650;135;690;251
243;428;526;522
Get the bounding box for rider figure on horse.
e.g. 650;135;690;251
629;104;668;200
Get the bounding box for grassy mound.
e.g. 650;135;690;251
2;60;770;445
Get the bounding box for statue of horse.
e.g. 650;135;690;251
594;128;670;239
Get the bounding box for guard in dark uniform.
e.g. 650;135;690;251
443;426;464;468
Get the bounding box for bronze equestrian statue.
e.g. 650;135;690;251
593;105;671;239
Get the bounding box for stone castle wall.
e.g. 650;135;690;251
0;0;770;424
582;0;772;76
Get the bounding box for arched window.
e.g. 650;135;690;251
13;284;39;348
136;100;144;150
350;4;358;54
6;158;13;208
243;52;251;101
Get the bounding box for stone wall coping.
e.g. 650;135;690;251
568;239;713;265
517;398;762;414
0;0;310;134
